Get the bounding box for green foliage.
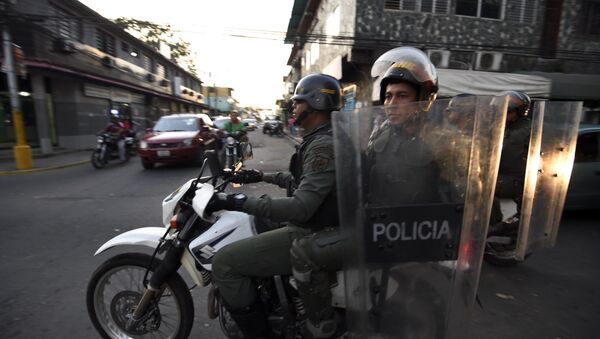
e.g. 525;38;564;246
113;17;197;76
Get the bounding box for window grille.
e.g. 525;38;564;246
96;30;115;56
506;0;537;23
50;6;81;40
456;0;503;19
384;0;449;13
577;1;600;35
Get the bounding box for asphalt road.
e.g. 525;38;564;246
0;129;598;339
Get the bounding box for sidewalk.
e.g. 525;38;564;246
0;148;91;175
283;129;302;145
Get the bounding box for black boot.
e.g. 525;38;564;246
227;301;269;339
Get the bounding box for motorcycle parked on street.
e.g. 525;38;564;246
262;120;284;137
90;132;135;169
86;151;347;339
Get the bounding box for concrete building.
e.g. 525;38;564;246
0;0;206;153
201;86;237;115
283;0;600;121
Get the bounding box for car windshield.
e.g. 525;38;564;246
213;118;229;130
153;117;198;132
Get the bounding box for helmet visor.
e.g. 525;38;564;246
371;47;437;85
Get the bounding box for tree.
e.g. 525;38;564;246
113;17;197;76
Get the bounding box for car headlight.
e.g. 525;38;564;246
139;141;148;149
182;138;193;147
226;136;235;145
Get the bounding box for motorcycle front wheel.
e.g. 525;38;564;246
91;149;106;169
86;253;194;339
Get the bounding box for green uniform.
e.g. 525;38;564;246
366;121;445;205
212;122;341;318
223;120;245;133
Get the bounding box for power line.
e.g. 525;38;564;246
3;11;599;61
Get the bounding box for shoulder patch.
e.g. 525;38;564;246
310;145;334;172
312;156;329;172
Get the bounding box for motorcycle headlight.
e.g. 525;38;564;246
97;136;104;143
182;138;193;147
140;140;148;149
226;136;235;145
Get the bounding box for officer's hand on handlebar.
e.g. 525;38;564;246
205;193;247;214
232;169;263;184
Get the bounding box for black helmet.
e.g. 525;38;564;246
291;74;342;112
371;47;439;107
447;93;475;110
500;90;531;117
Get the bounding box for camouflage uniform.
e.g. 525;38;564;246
212;122;343;336
366;121;446;205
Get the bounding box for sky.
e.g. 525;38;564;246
79;0;295;109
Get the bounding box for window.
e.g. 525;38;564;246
143;54;153;71
456;0;503;19
574;132;600;163
51;6;82;40
384;0;449;14
506;0;537;24
156;63;166;78
96;30;115;55
577;1;600;35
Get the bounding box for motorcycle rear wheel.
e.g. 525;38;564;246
483;243;532;267
86;253;194;339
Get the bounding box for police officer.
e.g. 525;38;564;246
495;90;532;212
367;47;444;205
206;73;343;338
434;93;477;201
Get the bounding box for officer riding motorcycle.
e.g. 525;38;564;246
486;91;582;266
205;73;344;339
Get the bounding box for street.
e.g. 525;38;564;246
0;129;599;339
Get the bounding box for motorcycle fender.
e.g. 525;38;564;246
94;227;165;256
95;227;207;287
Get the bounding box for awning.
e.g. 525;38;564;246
519;72;600;100
436;69;552;98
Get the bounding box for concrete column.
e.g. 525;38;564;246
31;74;53;154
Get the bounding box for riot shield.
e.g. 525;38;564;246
332;96;507;339
514;101;582;260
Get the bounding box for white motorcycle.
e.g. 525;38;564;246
86;151;346;339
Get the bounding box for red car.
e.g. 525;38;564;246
138;113;221;169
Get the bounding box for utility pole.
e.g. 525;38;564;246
2;26;32;169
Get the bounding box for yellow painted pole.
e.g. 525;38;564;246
3;27;32;169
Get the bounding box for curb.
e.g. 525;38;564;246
0;159;90;176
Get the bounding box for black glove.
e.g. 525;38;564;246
232;169;263;184
205;193;247;214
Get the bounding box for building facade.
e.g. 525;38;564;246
284;0;600;120
201;86;237;115
0;0;206;153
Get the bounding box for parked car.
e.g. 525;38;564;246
242;118;258;131
138;113;221;169
564;124;600;210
